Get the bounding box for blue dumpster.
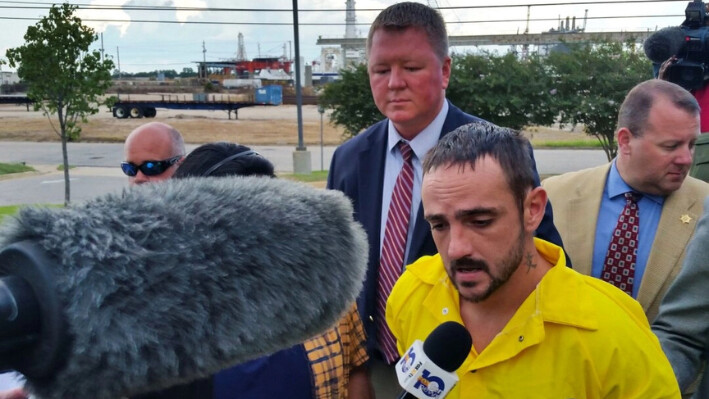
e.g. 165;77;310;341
255;85;283;105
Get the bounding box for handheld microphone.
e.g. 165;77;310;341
0;176;368;399
644;26;685;64
395;321;472;399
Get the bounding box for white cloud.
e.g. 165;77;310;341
173;0;208;23
76;0;133;36
0;0;697;73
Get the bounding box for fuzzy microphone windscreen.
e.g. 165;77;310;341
644;26;685;64
0;176;368;399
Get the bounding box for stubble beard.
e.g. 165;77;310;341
450;229;526;303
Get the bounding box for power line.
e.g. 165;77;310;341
0;14;685;26
0;0;690;12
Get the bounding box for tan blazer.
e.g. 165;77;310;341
543;164;709;320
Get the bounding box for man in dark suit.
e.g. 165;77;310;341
326;2;565;395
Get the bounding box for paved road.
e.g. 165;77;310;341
0;141;337;171
0;142;609;206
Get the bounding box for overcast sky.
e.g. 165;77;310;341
0;0;691;73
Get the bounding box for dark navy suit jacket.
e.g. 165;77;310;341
326;101;567;356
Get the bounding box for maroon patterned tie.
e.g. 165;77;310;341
377;141;414;363
601;192;641;296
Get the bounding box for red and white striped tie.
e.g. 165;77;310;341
377;141;414;363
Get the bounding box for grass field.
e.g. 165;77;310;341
536;140;603;148
0;162;34;175
0;204;63;224
281;170;329;182
0;103;594;147
0;205;20;223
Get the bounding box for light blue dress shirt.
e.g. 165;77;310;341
592;161;665;298
380;101;449;268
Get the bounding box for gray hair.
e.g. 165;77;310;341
167;125;185;156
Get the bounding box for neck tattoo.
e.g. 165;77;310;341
525;252;537;273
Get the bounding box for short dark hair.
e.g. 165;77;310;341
617;79;699;137
423;121;535;212
366;2;448;60
173;142;275;179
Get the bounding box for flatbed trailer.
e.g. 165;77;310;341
0;95;33;105
111;99;275;119
112;85;283;119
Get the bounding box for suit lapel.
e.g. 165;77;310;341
563;165;609;275
358;123;388;257
637;188;701;310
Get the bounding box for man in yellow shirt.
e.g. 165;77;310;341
386;121;680;398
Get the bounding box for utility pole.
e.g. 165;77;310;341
116;46;121;80
202;41;207;80
522;5;530;59
318;104;325;171
100;33;105;62
291;0;311;174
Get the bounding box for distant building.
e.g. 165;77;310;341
311;47;344;84
197;58;293;79
0;71;20;85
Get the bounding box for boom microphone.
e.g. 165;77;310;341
0;176;368;399
644;26;685;64
396;321;472;399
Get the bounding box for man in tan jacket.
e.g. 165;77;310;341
543;79;709;321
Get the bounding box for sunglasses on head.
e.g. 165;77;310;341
121;155;182;177
202;150;258;176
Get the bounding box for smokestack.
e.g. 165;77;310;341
345;0;356;39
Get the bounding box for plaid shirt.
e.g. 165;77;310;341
303;304;369;399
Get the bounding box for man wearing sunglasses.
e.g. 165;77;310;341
0;123;185;399
122;122;185;185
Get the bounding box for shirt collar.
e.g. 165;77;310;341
532;238;597;330
607;160;664;205
408;239;599;331
386;100;449;161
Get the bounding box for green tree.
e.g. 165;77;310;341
180;67;198;78
319;64;382;138
546;41;653;160
447;51;558;130
3;3;114;205
113;69;130;78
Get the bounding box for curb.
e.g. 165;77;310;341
0;164;58;182
0;165;124;182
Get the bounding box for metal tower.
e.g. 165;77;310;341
237;32;247;61
345;0;356;38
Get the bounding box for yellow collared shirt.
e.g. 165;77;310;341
386;238;680;398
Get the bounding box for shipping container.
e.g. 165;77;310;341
255;85;283;105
